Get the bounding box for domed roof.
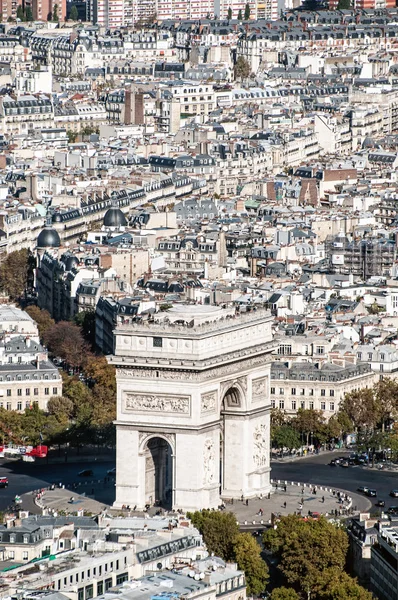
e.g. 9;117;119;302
37;227;61;248
64;255;79;271
103;206;127;227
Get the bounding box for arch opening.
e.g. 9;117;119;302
144;437;173;509
220;387;242;496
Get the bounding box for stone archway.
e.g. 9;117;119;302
220;386;244;499
143;436;173;509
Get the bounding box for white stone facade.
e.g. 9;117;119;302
110;306;275;511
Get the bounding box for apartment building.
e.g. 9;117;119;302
0;95;54;136
371;525;398;600
0;336;62;412
270;361;376;419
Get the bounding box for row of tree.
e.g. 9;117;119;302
272;378;398;456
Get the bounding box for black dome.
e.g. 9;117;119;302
37;227;61;248
64;255;79;270
103;207;127;227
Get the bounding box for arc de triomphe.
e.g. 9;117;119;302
109;305;275;511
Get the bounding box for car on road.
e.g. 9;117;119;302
329;460;337;466
340;461;349;468
376;500;385;507
390;490;398;498
357;486;369;494
107;468;116;477
78;469;93;477
388;506;398;515
365;489;377;497
0;477;8;488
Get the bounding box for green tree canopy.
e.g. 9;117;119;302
237;8;242;19
292;408;325;445
269;588;300;600
43;321;90;369
188;510;239;560
263;515;348;597
74;310;96;348
69;4;78;20
16;5;25;20
25;306;55;341
273;425;301;451
227;6;232;18
0;249;33;300
52;3;59;21
337;0;351;8
244;2;250;19
25;6;33;20
318;568;373;599
233;533;269;596
234;56;250;80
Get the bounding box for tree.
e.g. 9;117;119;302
47;11;52;20
293;408;325;446
67;130;78;143
263;515;348;597
269;589;300;600
227;6;232;19
69;4;78;20
337;0;351;8
16;5;25;20
374;378;398;431
341;388;381;431
25;306;55;340
318;568;373;600
47;396;74;422
234;56;251;81
25;6;33;20
0;249;33;301
188;510;239;560
52;3;58;21
244;2;250;19
273;425;301;452
233;533;269;596
237;8;242;19
43;321;90;370
74;310;96;348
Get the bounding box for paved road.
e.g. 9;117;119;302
0;451;397;513
0;458;114;510
272;452;398;511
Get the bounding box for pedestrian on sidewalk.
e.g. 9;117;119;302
284;484;287;492
283;501;287;509
322;496;325;503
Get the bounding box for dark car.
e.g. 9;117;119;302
0;477;8;488
357;486;369;494
78;469;93;477
366;489;377;497
387;506;398;515
376;500;385;507
329;460;337;466
390;490;398;498
340;461;349;468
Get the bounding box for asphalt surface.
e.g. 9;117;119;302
271;451;398;512
0;450;397;513
0;458;114;510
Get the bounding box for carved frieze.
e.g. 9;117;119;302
203;439;215;484
253;423;268;468
201;391;217;414
252;377;267;402
124;393;190;414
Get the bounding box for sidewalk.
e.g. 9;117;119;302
225;482;370;527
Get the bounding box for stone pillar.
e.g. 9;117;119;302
114;427;146;509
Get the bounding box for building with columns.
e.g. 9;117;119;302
110;305;275;511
